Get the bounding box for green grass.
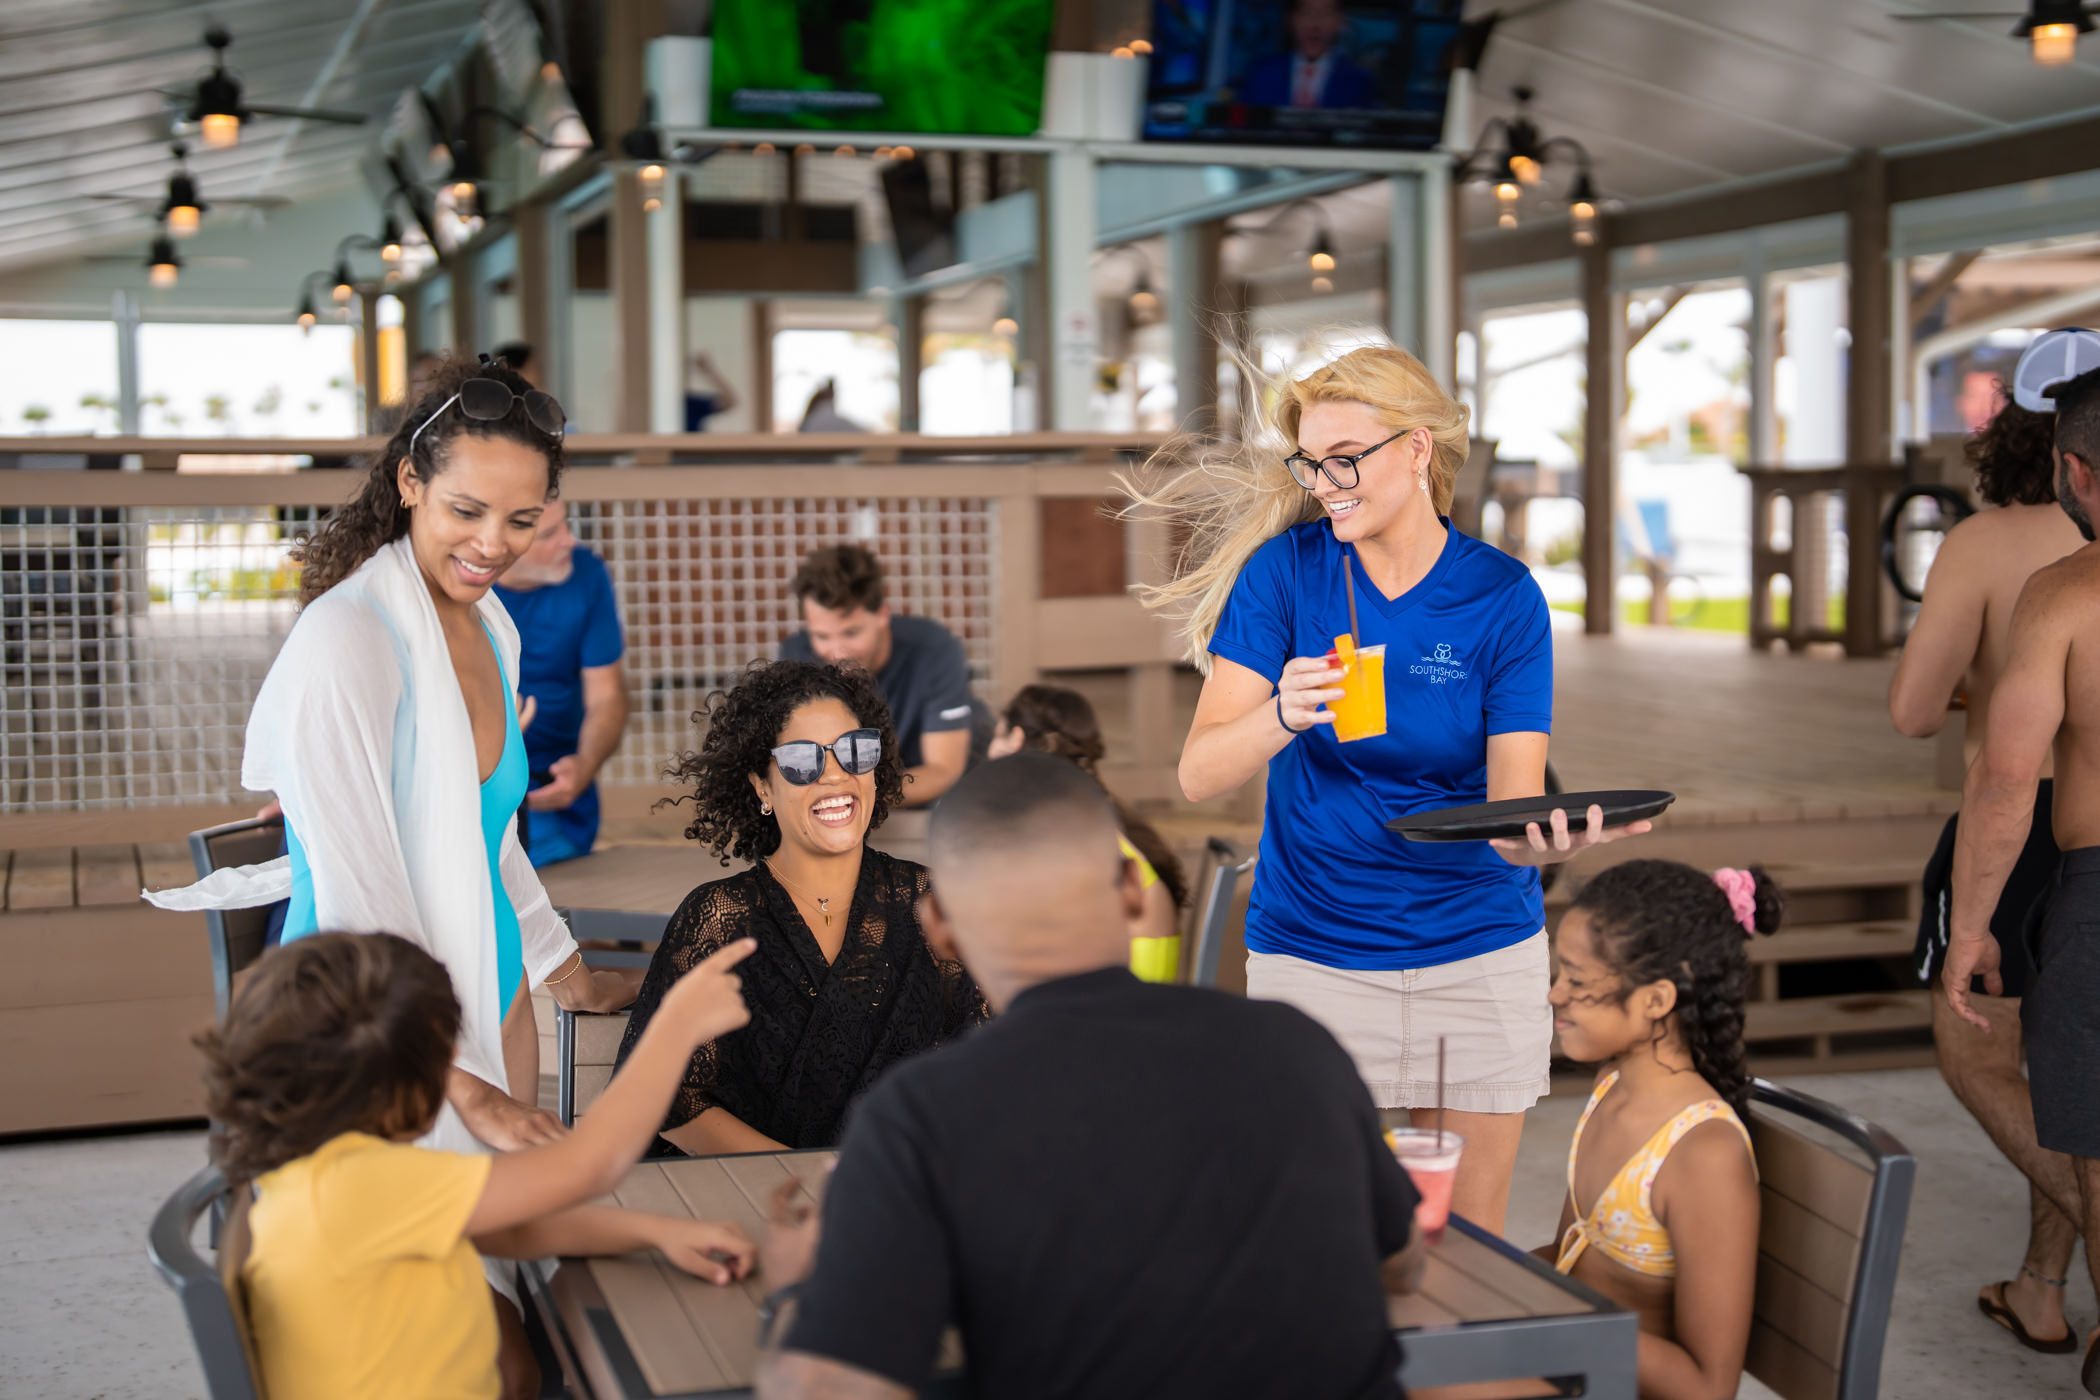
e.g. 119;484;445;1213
1549;593;1844;634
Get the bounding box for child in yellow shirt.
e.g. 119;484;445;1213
196;929;760;1400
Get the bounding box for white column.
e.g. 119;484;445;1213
1387;173;1421;359
1783;278;1844;466
1744;241;1775;466
1047;147;1097;432
112;290;140;436
1166;221;1219;429
647;170;686;433
1417;166;1454;390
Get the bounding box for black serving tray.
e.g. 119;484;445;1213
1386;789;1676;843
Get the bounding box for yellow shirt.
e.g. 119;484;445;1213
1120;834;1181;983
244;1131;498;1400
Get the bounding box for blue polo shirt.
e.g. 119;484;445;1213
1209;520;1553;970
492;548;625;866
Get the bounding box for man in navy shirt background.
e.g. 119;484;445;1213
493;499;630;865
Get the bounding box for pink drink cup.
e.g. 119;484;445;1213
1387;1128;1466;1245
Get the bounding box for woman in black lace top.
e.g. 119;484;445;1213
616;660;986;1153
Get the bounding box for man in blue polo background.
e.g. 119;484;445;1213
494;499;630;866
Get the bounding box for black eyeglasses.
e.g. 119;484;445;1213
771;728;882;786
408;377;567;458
1284;429;1411;492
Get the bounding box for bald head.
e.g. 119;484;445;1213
923;753;1142;1008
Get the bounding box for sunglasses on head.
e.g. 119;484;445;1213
771;728;882;786
407;374;567;459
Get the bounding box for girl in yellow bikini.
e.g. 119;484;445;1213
1546;860;1780;1400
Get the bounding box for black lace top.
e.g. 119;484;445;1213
616;847;988;1150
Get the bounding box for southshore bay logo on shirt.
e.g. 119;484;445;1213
1410;642;1470;685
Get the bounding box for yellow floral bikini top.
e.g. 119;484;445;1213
1556;1070;1756;1278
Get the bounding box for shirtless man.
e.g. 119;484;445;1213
1947;330;2100;1393
1890;393;2085;1352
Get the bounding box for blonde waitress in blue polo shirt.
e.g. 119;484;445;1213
1128;344;1647;1233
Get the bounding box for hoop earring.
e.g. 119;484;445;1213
760;801;773;815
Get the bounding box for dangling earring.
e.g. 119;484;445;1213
1417;472;1429;494
760;801;773;815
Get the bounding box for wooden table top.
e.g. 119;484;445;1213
539;1150;1606;1399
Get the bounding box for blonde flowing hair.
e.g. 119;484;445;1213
1121;342;1470;671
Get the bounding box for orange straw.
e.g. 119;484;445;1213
1344;552;1361;649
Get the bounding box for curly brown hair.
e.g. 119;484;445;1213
999;683;1189;909
791;544;886;614
662;660;906;864
1566;860;1784;1117
292;355;566;604
195;932;460;1185
1965;389;2058;508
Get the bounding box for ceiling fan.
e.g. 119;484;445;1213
1892;1;2097;66
160;26;371;150
86;144;287;238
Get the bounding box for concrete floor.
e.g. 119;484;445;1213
1;1067;2088;1399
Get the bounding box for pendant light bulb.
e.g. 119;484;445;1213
1568;171;1600;248
379;215;402;263
451;181;478;217
166;203;201;237
1509;153;1542;186
993;316;1019;336
1308;230;1337;273
1129;276;1159;315
199;111;240;150
1311;275;1334;294
2033;21;2080;64
331;261;354;304
147;236;180;288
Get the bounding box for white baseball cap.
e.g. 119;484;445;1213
2012;327;2100;412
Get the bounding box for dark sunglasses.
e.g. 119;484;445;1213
771;728;882;786
408;376;567;458
1284;428;1411;492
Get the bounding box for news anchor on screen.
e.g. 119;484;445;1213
1238;0;1378;109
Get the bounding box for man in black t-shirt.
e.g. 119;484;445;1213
779;543;980;806
755;754;1423;1400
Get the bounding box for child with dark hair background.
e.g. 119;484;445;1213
987;683;1189;980
197;931;758;1400
1545;859;1781;1400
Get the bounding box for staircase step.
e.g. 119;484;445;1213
1747;920;1914;966
1744;990;1933;1042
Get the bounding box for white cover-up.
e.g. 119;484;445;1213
147;537;579;1155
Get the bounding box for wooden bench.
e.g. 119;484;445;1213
1;843;214;1133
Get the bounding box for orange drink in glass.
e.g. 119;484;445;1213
1328;636;1387;742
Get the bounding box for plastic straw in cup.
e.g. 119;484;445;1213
1436;1037;1446;1150
1344;553;1361;648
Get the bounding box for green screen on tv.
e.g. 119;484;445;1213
709;0;1057;135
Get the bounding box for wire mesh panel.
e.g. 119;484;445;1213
0;493;995;812
577;495;995;786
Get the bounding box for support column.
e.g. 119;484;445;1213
750;298;775;432
1166;220;1222;431
112;290;140;435
1580;236;1621;637
1387;173;1421;360
601;0;666;157
1420;165;1455;390
449;260;478;355
516;200;552;396
1046;146;1097;432
647;170;686;433
359;293;383;432
610;167;652;432
1845;150;1893;658
1744;240;1775;468
898;295;926;432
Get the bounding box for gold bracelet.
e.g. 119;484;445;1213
544;956;586;987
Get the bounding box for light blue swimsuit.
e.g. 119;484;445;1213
283;621;528;1019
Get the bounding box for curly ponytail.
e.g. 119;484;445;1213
1568;859;1784;1116
293;355;565;604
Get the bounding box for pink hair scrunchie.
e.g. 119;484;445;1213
1712;868;1758;936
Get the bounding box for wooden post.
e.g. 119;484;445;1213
898;295;925;432
600;0;665;157
359;293;383;432
516;200;553;390
449;261;478;356
993;493;1042;705
1580;235;1621;636
750;298;775;432
1845;151;1893;658
1167;221;1223;431
610;167;652;432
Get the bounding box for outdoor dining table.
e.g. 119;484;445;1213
524;1149;1637;1399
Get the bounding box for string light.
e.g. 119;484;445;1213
893;145;915;160
379;214;402;263
834;144;856;158
331;260;355;304
297;292;317;332
1568;171;1600;248
1128;274;1159;316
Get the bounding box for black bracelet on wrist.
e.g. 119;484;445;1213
1277;694;1308;734
756;1282;805;1349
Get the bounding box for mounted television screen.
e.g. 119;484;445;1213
1143;0;1463;150
709;0;1057;134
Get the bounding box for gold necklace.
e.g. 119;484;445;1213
766;860;844;926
